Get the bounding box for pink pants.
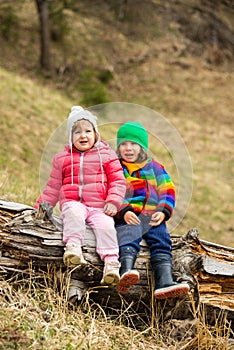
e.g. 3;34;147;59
61;201;119;261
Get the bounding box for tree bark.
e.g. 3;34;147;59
35;0;50;70
0;199;233;326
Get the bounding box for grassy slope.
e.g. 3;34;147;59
0;67;74;204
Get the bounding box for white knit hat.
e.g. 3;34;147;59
67;106;99;147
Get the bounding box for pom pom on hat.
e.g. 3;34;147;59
67;106;98;132
71;106;84;113
67;106;99;146
117;121;148;151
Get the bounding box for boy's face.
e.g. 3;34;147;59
72;119;96;151
119;141;141;163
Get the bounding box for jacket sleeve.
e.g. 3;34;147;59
104;150;126;210
114;180;135;221
34;154;63;209
153;161;176;220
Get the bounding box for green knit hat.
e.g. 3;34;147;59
117;121;148;151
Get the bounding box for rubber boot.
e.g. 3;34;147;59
151;254;190;299
117;247;140;294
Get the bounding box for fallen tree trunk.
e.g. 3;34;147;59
0;199;233;327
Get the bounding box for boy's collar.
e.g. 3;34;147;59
122;159;149;174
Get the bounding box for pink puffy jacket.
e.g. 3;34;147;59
35;141;126;210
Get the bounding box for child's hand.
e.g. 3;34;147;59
124;211;140;225
149;212;165;226
104;203;117;216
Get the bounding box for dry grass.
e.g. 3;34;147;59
0;270;233;350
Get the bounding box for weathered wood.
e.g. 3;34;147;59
0;199;233;326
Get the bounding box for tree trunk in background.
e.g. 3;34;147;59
35;0;50;70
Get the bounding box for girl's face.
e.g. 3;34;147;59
119;142;141;163
72;119;96;151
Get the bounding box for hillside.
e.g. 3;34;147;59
0;0;233;248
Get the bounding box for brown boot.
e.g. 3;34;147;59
63;243;87;267
100;261;120;286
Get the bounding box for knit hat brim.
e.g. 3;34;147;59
117;122;148;151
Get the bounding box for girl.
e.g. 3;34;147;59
115;121;189;299
35;106;126;287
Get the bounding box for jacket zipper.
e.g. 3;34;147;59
79;152;84;201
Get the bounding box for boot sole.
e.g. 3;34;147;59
154;283;190;299
100;272;120;286
117;271;140;294
63;253;87;267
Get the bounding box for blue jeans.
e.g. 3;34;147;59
116;214;172;257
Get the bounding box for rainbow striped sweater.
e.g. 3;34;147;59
117;158;175;221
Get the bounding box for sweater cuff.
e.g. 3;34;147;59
155;207;172;221
119;206;135;221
